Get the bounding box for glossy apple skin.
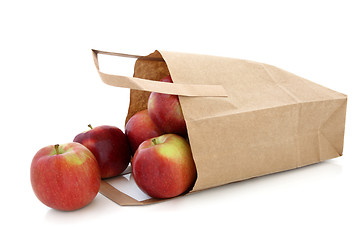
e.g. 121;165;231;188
125;109;164;155
74;125;131;178
132;134;197;199
30;142;101;211
147;76;187;136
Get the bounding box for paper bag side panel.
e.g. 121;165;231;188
296;97;347;166
318;98;347;161
189;99;346;191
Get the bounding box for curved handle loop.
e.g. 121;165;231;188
92;49;228;97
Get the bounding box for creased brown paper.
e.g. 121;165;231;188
92;49;347;206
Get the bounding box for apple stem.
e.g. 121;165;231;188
54;144;60;155
151;138;157;146
88;124;93;130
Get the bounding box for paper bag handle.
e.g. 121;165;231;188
92;49;228;97
100;180;169;206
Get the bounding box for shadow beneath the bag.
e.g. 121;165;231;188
234;159;343;187
161;159;343;207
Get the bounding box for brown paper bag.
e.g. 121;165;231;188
92;49;347;206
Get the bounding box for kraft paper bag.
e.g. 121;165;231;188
92;49;347;206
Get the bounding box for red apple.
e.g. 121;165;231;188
30;142;101;211
132;134;197;199
125;109;164;154
147;76;187;136
73;125;131;178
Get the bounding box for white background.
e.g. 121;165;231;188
1;0;359;239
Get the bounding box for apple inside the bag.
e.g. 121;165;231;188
147;76;187;137
125;109;164;155
131;134;197;199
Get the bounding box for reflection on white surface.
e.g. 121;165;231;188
106;168;151;202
